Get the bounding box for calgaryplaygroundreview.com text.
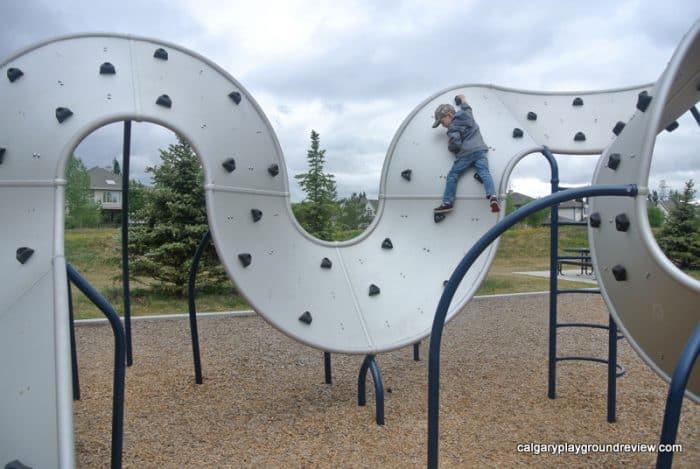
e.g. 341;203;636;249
517;442;683;456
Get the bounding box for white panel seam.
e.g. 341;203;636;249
336;246;374;351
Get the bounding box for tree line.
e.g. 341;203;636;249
65;130;698;295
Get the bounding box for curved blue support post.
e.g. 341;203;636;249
427;183;638;468
358;354;385;425
188;230;211;385
67;263;125;469
656;323;700;469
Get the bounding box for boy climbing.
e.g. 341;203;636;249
432;94;500;214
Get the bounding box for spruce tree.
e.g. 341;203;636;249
657;179;700;269
293;130;338;240
129;137;227;295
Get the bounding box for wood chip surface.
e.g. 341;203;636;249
73;293;699;467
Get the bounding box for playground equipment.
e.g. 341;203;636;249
428;19;700;469
1;21;698;467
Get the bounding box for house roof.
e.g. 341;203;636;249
88;166;122;190
558;198;586;209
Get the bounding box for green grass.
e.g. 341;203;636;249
476;225;592;295
65;228;248;319
66;225;693;319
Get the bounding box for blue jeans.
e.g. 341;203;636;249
442;150;496;204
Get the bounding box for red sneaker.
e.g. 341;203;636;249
489;196;500;213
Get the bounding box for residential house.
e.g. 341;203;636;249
557;198;587;222
88;166;122;222
364;199;379;218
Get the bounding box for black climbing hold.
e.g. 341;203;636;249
268;164;279;176
615;213;630;232
381;238;393;249
666;121;679;132
401;169;412;181
321;257;332;269
16;247;34;264
589;212;602;228
636;91;652;112
434;213;446;223
228;91;242;105
572;97;584;106
574;131;586;141
156;94;172;108
0;147;5;165
153;48;168;60
55;107;73;123
222;158;236;173
512;128;524;138
442;280;448;287
7;67;23;82
527;111;537;121
238;253;252;267
612;265;627;281
99;62;116;75
607;153;621;170
369;284;381;296
473;172;483;184
251;209;263;222
299;311;312;324
4;460;32;469
612;121;626;136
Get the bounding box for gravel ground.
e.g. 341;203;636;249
73;293;699;468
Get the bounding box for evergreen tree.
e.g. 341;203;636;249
65;155;101;228
127;180;149;216
293;130;338;240
112;157;121;175
657;179;700;269
129;137;227;295
338;192;374;231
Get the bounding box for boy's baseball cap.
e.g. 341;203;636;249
432;104;455;128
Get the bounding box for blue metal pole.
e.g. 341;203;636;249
656;324;700;469
324;352;332;384
67;263;125;469
121;120;133;367
427;184;637;469
67;275;80;401
607;315;618;422
690;106;700;127
540;147;560;400
188;230;211;385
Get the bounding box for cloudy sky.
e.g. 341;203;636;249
2;0;699;200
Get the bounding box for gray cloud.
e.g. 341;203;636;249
2;0;699;200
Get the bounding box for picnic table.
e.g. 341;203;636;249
558;247;593;275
